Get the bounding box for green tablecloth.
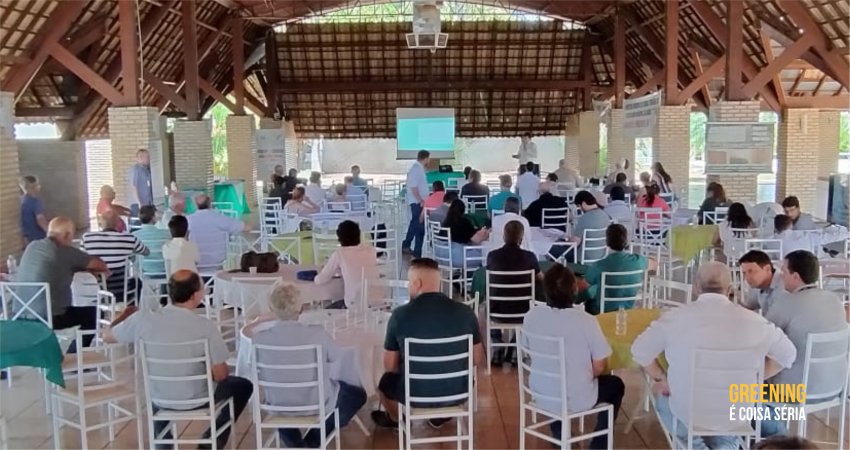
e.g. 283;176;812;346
0;320;65;387
670;225;718;262
213;181;250;215
597;308;663;371
471;261;588;302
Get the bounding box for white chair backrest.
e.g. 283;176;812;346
490;209;505;222
346;194;369;212
580;227;609;264
309;212;346;232
687;346;764;432
362;277;409;310
311;230;340;266
403;335;473;408
139;339;216;411
432;228;454;295
371;228;399;278
326;201;351;213
486;180;501;193
599;270;646;314
232;277;279;321
801;325;850;403
72;272;102;306
517;329;567;414
541;207;569;230
744;239;784;266
250;343;328;417
462;195;488;213
648;277;692;309
703;207;729;225
0;282;52;326
485;269;535;322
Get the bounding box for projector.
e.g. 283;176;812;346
406;0;448;52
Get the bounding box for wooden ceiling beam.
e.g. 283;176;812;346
741;33;813;98
277;79;594;93
759;21;845;86
631;71;664;98
118;0;141;106
580;33;593;111
621;4;693;93
14;106;75;118
725;0;745;100
232;16;246;114
757;30;787;107
1;0;87;100
39;14;107;75
199;77;238;113
47;41;124;105
780;0;849;89
691;50;714;107
142;68;188;112
244;88;269;117
182;0;201;120
680;55;725;104
664;0;680;104
785;94;850;109
613;7;626;108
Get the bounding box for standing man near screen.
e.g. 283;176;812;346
402;150;430;258
514;132;538;174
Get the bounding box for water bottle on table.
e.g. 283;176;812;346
5;255;16;275
615;306;627;336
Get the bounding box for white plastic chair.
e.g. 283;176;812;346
462;195;488;213
580;227;609;265
485;269;535;374
635;208;668;248
139;339;235;450
461;245;485;302
517;329;614;449
647;277;692;309
362;276;409;311
0;281;52;326
346;194;369;212
371;227;400;279
312;230;340;266
250;343;341;450
231;277;279;341
599;270;647;314
326;201;352;213
432;228;455;296
398;335;474;450
541;207;570;230
744;239;784;266
702;207;729;225
72;272;103;306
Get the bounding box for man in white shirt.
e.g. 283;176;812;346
402;150;430;258
187;194;249;270
489;197;531;251
514;132;538;165
105;270;253;449
162;215;200;275
315;220;380;309
515;162;540;209
552;158;581;189
156;193;185;229
631;262;796;449
604;186;632;224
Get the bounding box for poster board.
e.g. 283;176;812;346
623;91;660;138
255;129;285;184
705;122;774;173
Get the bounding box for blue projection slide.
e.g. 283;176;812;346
397;117;455;151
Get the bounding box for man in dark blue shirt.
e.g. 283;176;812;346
127;149;153;216
19;175;48;244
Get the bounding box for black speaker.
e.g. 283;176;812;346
439;165;454;173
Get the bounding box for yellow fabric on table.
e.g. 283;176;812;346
670;224;718;262
597;308;662;371
270;231;314;265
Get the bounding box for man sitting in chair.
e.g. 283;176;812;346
248;281;368;448
578;224;651;315
187;194;250;271
82;211;150;301
489;197;531;251
631;262;796;449
371;258;484;429
105;270;253;449
314;220;379;309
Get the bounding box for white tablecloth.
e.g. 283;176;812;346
529;227;566;258
214;265;344;308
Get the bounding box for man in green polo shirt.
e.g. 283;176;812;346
579;224;652;315
371;258;484;429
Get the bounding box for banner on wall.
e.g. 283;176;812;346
623;91;660;138
704;122;774;174
256;129;285;184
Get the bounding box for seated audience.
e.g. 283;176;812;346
636;183;670;212
371;258;483;429
328;183;347;204
305;171;325;205
19;175;48;244
487;221;541;364
83;211;149;299
523;182;568;228
456;166;473;191
460;169;489;198
524;264;623;449
651;162;674;194
713;202;755;257
188;194;249;270
604;186;632;224
631;262;796;449
541;173;560;195
489;174;519;212
97;185;130;233
105;270;253;449
602;173;632;198
350;164;368;188
566;191;611;261
427;191;457;225
552;158;581;189
133;205;170;275
157;193;186;229
423;180;446;209
315;220;379;309
636;171;652;198
773;214;812;256
281;168;300;199
760;250;848;437
607;158;630;184
248;282;367;448
439;199;489;266
490;197;531;250
579;224;650;315
162;215;200;275
515;162;541;208
285;186;321;217
697;182;729;224
738;250;785;315
781;196;817;230
15;217;108;350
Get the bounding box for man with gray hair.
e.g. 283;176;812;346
631;262;796;448
186;193;249;269
552;158;581;189
249;281;367;448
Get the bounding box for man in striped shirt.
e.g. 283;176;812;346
82;211;150;300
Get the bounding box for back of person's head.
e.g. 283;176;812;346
432;180;445;192
781;196;800;209
292;186;306;200
615;173;627;184
267;281;302;321
639;171;651;184
99;184;115;199
99;210;120;231
573;190;597;207
558;158;566;168
525;161;535;173
543;264;577;309
774;214;793;233
336;220;361;247
443;191;458;204
547;173;558;182
738;250;772;268
695;261;733;296
610;186;626;202
288;168;298;178
504;196;520;214
169;193;186;213
444;199;466;225
417;149;430;161
503;220;524;246
139;205;157;225
168;215;189;238
47;216;75;241
727;202;753;228
169;270;202;304
653;162;672;182
754;436;819;450
606;224;629;251
470;170;481;183
19;175;38;193
499;174;512;188
309;171;321;184
408;257;441;297
519;165;527;175
784;250;819;285
463;166;472;178
645;183;660;204
195;194;211;210
333;184;345;196
523;131;532;139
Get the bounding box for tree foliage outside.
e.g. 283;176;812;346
208;103;231;177
840;112;849;153
689;112;707;160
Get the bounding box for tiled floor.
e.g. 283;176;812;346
2;363;847;449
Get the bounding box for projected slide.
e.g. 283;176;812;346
396;108;456;159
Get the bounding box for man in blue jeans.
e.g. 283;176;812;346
402;150;431;257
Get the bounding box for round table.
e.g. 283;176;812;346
214;265;345;308
597;308;662;371
0;320;65;387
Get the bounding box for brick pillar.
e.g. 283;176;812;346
226;115;258;206
776;108;820;210
607;109;634;180
564;114;581;174
85;140;113;223
173;120;213;193
817;110;840;178
108;106;166;206
283;120;299;171
654;105;691;206
564;111;599;178
0;91;22;257
706;101;761;204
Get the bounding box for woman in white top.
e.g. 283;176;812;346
304;171;326;205
522;264;624;449
284;186;319;217
315;220;379;309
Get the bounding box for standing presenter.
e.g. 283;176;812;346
513;132;538;174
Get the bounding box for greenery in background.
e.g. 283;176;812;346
303;1;580;25
689;112;707;160
597;122;608;175
841;112;849;152
208;104;231;177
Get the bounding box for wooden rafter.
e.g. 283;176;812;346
621;4;692;94
231;15;246;114
741;33;813;98
182;0;201;120
757;30;787;107
142;68;188;112
664;0;679;104
725;0;745;100
199;77;238;113
118;0;141;105
780;0;849;89
631;71;664;98
789;72;804;95
14;106;74;118
613;7;626;108
244;87;269;116
277;80;594;93
758;19;845;84
691;50;714;107
47;41;124;105
38;14;107;76
785;94;850;109
680;55;725;104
